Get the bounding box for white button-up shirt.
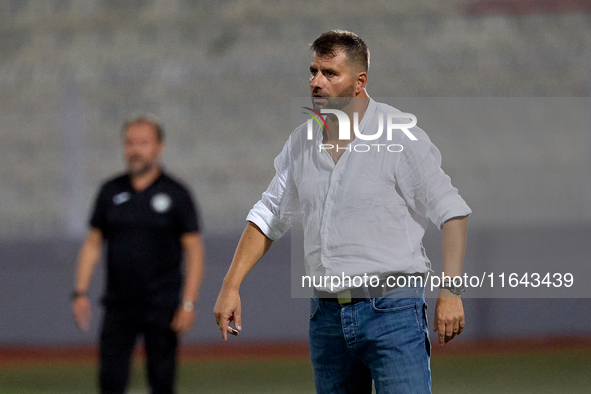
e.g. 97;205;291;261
247;98;471;292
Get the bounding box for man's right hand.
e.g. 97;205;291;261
213;222;273;341
213;286;242;341
73;296;91;331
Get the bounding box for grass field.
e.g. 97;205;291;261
1;349;590;394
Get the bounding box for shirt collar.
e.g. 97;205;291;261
357;97;377;137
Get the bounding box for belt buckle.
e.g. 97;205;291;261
337;289;352;304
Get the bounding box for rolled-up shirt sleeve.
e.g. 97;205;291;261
395;130;472;229
246;138;293;240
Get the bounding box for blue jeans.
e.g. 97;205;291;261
309;286;431;394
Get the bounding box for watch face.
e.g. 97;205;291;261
442;285;465;295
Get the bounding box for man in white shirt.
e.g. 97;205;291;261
214;30;470;394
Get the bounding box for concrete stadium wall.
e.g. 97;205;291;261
1;0;591;238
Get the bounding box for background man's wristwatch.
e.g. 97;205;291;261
440;284;465;296
182;300;194;311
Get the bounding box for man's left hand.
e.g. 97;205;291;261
171;306;195;333
433;291;465;344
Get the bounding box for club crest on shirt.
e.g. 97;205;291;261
151;193;172;213
113;192;131;205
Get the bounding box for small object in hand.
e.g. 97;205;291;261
229;326;239;336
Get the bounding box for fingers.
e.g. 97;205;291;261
214;308;231;341
75;314;87;331
218;313;241;341
445;318;456;341
213;289;241;341
171;314;179;332
450;319;461;340
457;315;465;336
75;311;89;331
171;309;196;333
81;309;91;331
219;316;229;341
73;298;91;331
433;312;450;344
437;320;456;344
438;317;462;344
233;305;242;331
222;305;242;337
434;297;465;344
437;319;447;344
444;315;464;343
171;312;183;333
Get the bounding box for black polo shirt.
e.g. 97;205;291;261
90;171;200;305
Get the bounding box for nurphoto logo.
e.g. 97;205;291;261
302;107;418;153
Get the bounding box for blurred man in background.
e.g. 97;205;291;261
72;116;204;394
215;30;470;393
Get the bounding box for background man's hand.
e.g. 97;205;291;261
213;286;242;341
171;306;196;333
72;296;91;331
433;291;465;344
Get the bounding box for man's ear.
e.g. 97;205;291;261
355;71;368;94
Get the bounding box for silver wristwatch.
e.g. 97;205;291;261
440;284;465;296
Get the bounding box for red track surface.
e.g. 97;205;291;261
1;336;590;368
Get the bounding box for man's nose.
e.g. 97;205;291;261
310;73;325;90
125;144;140;156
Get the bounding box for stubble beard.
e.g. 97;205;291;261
312;83;356;112
127;159;155;177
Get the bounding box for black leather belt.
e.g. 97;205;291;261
315;273;426;305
